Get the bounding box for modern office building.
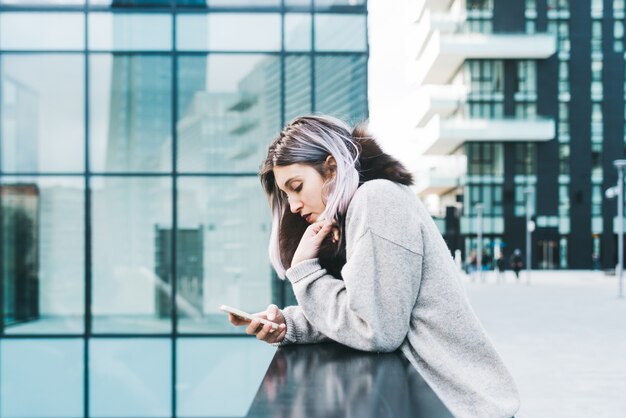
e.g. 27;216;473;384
0;1;368;416
412;0;624;270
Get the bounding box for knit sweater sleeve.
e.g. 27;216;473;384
284;180;424;352
279;305;331;345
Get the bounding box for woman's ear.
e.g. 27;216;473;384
324;155;337;180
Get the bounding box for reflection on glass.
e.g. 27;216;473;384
249;344;454;417
315;0;366;6
285;13;312;51
91;177;172;334
89;54;172;173
285;55;312;121
315;55;367;121
314;14;367;51
176;14;281;51
90;339;171;417
1;54;84;172
0;339;83;418
0;0;83;4
0;13;84;50
176;177;272;333
91;0;170;6
209;0;279;5
177;54;281;172
2;178;85;334
88;13;172;51
177;338;276;416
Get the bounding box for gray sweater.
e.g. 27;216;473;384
281;179;520;418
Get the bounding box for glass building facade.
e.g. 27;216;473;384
0;1;368;416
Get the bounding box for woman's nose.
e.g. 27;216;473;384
289;199;303;213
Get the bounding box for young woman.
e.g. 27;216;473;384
229;115;520;418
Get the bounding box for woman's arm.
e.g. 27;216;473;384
285;226;423;353
280;305;331;345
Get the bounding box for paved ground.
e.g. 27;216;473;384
462;270;626;418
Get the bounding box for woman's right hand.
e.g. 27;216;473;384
228;304;287;345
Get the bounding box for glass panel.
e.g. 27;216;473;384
1;0;84;4
314;14;366;51
209;0;280;5
314;55;367;121
0;339;83;418
88;13;172;51
176;14;281;51
177;177;272;333
285;13;312;51
92;0;171;5
2;177;84;334
177;338;276;416
285;55;312;121
286;0;311;6
91;177;172;334
177;54;281;172
1;54;84;172
316;0;366;6
89;54;172;173
90;339;171;418
0;13;84;51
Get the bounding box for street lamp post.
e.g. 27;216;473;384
476;203;483;282
524;187;534;286
614;160;626;298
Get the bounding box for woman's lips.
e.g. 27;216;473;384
304;214;312;223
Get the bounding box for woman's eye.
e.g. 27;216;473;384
294;185;302;192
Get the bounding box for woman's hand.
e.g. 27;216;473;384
228;304;287;344
291;220;335;266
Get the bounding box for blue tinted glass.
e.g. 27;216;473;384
177;54;281;172
89;54;172;173
314;14;367;51
2;177;85;335
285;13;312;51
176;14;281;51
315;55;367;121
177;338;275;416
90;339;171;417
1;54;85;172
285;55;312;120
1;339;84;417
91;177;173;334
0;13;84;50
176;178;272;333
89;13;172;51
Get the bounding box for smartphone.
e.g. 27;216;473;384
219;304;280;331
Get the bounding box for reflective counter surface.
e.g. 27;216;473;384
246;342;454;418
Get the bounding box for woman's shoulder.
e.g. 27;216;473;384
346;179;424;251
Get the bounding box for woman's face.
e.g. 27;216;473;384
273;162;331;224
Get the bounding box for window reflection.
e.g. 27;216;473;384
88;13;172;51
91;177;172;334
314;55;367;121
285;13;312;51
0;13;84;50
286;55;312;121
1;54;85;173
2;178;85;334
177;178;272;333
90;339;171;417
90;54;172;173
176;14;281;51
177;54;281;172
314;14;367;51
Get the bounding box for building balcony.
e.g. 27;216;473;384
410;84;467;127
411;31;557;86
408;9;464;59
416;115;556;155
415;158;465;196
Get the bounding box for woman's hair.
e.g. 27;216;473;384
259;115;414;279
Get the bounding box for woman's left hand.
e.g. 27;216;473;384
291;220;334;266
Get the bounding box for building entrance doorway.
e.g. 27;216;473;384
537;239;558;270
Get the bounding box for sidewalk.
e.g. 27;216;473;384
462;270;626;418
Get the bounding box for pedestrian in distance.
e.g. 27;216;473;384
511;249;524;281
227;115;520;418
